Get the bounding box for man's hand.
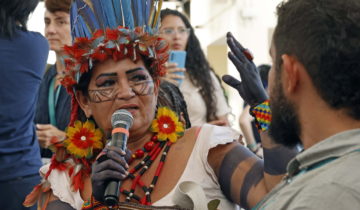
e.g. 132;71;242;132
222;32;268;106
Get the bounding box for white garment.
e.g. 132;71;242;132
40;163;84;210
154;124;240;210
41;124;239;210
180;71;231;126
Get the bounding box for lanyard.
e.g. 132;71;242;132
48;76;61;127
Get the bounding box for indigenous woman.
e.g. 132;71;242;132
25;1;297;209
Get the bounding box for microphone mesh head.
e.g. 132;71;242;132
111;109;134;128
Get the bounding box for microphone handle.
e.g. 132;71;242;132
104;128;128;206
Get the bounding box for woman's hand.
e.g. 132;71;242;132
36;124;66;148
162;62;186;86
222;32;268;106
91;146;131;202
208;115;229;126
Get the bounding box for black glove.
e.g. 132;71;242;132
91;146;131;202
222;32;269;107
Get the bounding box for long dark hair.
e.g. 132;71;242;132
0;0;39;38
160;9;223;122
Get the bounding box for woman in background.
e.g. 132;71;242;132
160;9;231;126
35;0;72;161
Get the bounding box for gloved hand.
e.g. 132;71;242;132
91;146;132;202
222;32;269;107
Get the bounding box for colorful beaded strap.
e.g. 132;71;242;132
250;100;272;132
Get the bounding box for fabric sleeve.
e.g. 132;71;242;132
198;125;239;186
210;72;231;117
40;164;84;210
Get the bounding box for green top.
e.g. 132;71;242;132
254;129;360;210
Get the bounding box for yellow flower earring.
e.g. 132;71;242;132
63;120;104;159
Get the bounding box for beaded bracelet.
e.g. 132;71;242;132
250;100;271;132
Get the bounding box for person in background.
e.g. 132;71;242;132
35;0;72;162
0;0;49;209
223;0;360;208
239;64;270;157
159;9;231;126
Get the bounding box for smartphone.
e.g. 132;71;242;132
168;51;187;85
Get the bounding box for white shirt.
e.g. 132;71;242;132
180;71;231;126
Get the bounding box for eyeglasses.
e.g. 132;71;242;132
160;28;191;36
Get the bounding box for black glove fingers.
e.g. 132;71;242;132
94;169;128;181
227;38;248;65
227;32;245;51
228;52;249;80
106;149;128;167
93;159;128;175
222;75;242;89
106;145;126;156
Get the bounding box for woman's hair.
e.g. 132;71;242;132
0;0;39;38
160;9;225;122
158;81;191;129
45;0;72;13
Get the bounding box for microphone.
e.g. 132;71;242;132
104;109;133;206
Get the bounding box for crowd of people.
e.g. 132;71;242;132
0;0;360;209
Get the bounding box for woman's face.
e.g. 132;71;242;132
44;10;72;53
159;15;190;51
78;58;158;137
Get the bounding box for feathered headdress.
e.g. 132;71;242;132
61;0;168;125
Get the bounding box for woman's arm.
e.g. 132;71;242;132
239;105;258;149
208;114;229;126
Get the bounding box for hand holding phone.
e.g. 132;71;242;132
166;51;187;86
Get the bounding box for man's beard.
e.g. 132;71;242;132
269;79;302;148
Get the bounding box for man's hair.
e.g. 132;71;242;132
0;0;39;38
274;0;360;119
45;0;71;13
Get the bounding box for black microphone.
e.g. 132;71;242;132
104;109;133;206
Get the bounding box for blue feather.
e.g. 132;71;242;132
112;0;123;27
100;0;117;29
145;0;151;27
90;0;107;30
70;1;79;38
133;0;144;27
121;0;134;29
76;16;87;38
75;0;100;32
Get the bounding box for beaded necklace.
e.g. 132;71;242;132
103;107;184;207
120;106;185;205
122;139;171;204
